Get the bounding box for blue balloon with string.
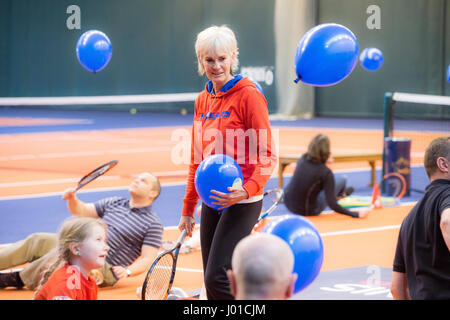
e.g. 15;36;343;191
263;215;324;293
294;23;359;86
76;30;112;73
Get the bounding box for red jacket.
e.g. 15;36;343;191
182;76;277;217
34;264;98;300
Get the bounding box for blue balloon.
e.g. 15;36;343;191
194;154;243;210
263;215;324;293
359;47;384;71
294;23;359;86
447;65;450;83
76;30;112;73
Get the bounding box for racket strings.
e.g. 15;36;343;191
381;176;404;198
144;253;174;300
78;161;117;188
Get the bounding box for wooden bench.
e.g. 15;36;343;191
278;152;382;188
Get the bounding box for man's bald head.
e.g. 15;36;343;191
228;233;296;300
129;172;161;203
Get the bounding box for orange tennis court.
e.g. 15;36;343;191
1;1;449;303
0;110;445;300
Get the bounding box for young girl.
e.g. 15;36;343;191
33;217;109;300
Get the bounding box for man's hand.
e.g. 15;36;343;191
111;266;128;280
355;207;370;219
62;187;77;201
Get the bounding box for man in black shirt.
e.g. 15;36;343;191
391;136;450;300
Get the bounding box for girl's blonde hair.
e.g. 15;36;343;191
306;134;331;164
33;217;107;298
195;25;239;76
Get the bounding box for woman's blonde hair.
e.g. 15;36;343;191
195;25;239;76
33;217;107;298
306;134;331;164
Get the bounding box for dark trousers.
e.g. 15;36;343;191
313;174;347;215
200;200;262;300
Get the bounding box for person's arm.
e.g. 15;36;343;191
181;100;202;219
440;208;450;251
62;187;98;218
390;271;410;300
391;226;409;299
241;88;277;198
112;245;158;279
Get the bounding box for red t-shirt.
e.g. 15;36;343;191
34;264;98;300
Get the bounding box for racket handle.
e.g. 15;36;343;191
257;212;269;222
177;229;187;243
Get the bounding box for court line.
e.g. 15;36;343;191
0;146;171;161
320;225;401;237
0;93;199;106
272;125;449;134
0;179;188;200
0;164;426;193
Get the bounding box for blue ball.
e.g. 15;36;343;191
359;47;384;71
447;65;450;83
194;154;243;210
76;30;112;73
294;23;359;86
263;215;324;293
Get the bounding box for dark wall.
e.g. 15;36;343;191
1;0;448;119
0;0;276;112
315;0;450;119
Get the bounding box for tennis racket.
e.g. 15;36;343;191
75;160;118;191
378;172;406;201
141;229;187;300
338;172;406;209
258;188;284;222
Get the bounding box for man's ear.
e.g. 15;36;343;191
437;157;449;174
285;273;297;299
226;269;237;298
148;190;158;201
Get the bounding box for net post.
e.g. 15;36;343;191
383;92;394;139
382;92;394;192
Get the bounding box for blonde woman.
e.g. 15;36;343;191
178;25;276;300
33;217;109;300
284;134;369;218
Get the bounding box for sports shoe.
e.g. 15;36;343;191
0;271;24;289
344;186;354;197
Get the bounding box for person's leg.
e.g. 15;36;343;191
203;201;262;300
334;174;349;198
312;175;349;215
97;262;118;287
19;249;58;290
0;233;57;289
0;233;57;270
199;205;221;281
